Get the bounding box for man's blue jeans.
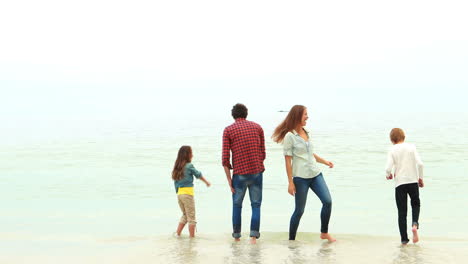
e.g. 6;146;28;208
232;173;263;239
289;173;332;240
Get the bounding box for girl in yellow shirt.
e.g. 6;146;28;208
172;145;210;237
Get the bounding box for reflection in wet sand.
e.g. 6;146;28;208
317;242;336;264
225;240;264;264
147;233;468;264
393;244;424;264
159;236;200;264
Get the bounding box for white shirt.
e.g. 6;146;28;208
385;142;424;187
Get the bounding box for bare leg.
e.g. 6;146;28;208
234;238;240;242
176;223;185;236
412;225;419;243
188;224;196;238
320;233;336;242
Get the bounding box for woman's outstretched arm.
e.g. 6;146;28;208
313;154;334;168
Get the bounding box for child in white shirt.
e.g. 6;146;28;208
385;128;424;244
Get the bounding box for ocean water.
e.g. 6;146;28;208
1;111;468;263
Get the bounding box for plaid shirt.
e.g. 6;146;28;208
222;118;266;175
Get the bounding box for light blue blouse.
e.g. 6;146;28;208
283;129;321;179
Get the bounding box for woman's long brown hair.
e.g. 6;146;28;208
172;145;192;181
272;105;306;143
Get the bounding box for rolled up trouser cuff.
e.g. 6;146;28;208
250;231;260;239
232;232;241;239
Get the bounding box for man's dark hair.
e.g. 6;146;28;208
231;103;248;119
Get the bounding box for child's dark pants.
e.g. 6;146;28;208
395;182;420;243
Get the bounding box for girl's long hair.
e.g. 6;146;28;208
272;105;306;143
172;145;192;181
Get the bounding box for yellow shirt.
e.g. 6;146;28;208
177;187;194;196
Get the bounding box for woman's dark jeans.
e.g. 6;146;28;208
395;182;420;243
289;173;332;240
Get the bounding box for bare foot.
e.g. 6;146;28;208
320;233;336;242
234;238;240;242
250;237;257;244
412;225;419;243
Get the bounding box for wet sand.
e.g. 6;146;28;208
2;232;467;264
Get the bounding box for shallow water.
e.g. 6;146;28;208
153;233;468;264
1;112;468;262
2;232;467;264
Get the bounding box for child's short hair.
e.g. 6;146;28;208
390;128;405;143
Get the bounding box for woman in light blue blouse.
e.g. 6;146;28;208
272;105;336;242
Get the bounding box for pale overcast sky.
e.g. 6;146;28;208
1;0;467;124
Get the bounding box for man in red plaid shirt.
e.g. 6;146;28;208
222;103;265;244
